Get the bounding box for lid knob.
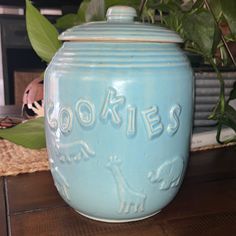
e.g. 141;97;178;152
106;6;137;23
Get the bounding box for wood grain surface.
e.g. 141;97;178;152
2;146;236;236
6;172;65;214
0;177;7;236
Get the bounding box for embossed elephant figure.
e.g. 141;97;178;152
148;156;184;190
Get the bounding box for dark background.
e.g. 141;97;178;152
0;0;83;104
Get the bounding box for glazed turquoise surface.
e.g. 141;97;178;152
59;22;183;43
44;6;194;222
59;6;183;43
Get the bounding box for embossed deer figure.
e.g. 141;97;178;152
54;139;95;163
46;100;95;163
106;156;146;214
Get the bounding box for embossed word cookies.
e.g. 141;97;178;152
47;87;182;139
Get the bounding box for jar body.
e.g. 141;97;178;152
44;42;194;222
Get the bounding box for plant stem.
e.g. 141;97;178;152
139;0;147;18
159;0;163;24
209;59;225;114
204;0;236;66
208;58;226;144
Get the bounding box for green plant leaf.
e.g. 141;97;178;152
192;0;204;10
212;23;221;55
153;2;181;12
181;0;196;11
182;11;219;57
85;0;105;21
210;103;236;141
145;0;161;9
25;0;62;63
162;8;184;33
0;117;46;149
77;0;91;22
219;45;231;66
55;0;105;30
228;82;236;102
224;105;236;130
55;13;83;30
208;0;222;21
210;81;236;143
221;0;236;36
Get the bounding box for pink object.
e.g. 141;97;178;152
22;77;44;118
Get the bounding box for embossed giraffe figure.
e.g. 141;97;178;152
106;156;146;214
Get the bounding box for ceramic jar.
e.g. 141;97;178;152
45;6;194;222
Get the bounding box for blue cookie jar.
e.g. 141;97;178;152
44;6;194;222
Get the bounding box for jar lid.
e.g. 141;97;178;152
59;6;183;43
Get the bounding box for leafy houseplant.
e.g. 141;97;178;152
0;0;142;149
144;0;236;144
0;0;235;149
25;0;142;64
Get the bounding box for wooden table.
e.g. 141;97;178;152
1;146;236;236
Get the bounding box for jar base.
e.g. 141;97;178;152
75;209;161;223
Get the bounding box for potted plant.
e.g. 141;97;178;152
0;0;235;148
